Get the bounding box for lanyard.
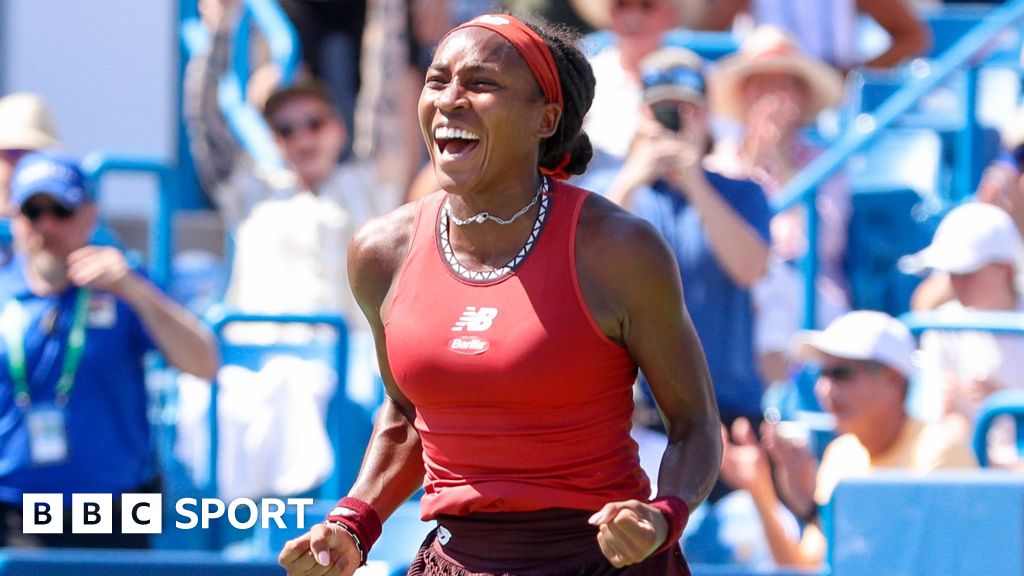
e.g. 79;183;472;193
2;288;91;407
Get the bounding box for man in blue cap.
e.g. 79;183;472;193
0;152;219;548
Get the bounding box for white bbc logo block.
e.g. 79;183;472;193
72;493;112;534
22;493;63;534
121;493;162;534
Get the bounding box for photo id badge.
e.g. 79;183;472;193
25;404;68;465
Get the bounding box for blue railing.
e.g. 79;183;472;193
81;153;176;288
179;0;300;167
777;0;1024;329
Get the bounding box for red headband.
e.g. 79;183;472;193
444;14;563;109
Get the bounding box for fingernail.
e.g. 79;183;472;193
316;550;331;566
588;512;600;524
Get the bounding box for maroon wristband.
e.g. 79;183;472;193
650;495;691;555
325;497;383;565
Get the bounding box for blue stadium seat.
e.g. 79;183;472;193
845;129;947;316
205;309;367;503
829;471;1024;575
155;310;375;552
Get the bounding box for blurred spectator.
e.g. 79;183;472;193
0;93;60;217
695;0;931;73
575;0;691;164
605;47;770;433
185;1;400;332
277;0;368;161
913;107;1024;311
184;2;400;501
0;152;217;548
720;310;976;568
706;26;850;384
503;0;596;34
901;203;1024;465
978;106;1024;235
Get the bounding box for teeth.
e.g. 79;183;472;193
435;126;479;141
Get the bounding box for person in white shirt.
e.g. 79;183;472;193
185;1;400;331
572;0;692;162
901;202;1024;465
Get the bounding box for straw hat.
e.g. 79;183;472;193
0;92;60;151
570;0;692;31
709;26;844;123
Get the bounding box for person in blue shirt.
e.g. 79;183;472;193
606;47;771;429
0;152;218;548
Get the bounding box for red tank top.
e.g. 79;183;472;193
385;180;650;520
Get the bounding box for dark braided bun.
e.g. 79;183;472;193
522;18;596;177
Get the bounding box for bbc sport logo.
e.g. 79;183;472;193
23;494;315;534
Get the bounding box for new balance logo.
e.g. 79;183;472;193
451;306;498;332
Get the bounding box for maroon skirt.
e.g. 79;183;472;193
405;508;691;576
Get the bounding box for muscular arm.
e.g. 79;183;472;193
859;0;931;69
344;204;425;519
65;245;218;380
183;8;254;211
578;196;722;510
674;170;768;287
280;205;423;574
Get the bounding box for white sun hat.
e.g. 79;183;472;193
793;310;916;378
898;202;1024;276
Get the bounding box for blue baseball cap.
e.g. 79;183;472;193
10;151;91;209
641;47;707;106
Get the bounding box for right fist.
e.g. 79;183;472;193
278;522;362;576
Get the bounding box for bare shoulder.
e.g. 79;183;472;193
576;192;679;287
349;200;421;313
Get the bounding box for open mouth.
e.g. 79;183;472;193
435;126;480;158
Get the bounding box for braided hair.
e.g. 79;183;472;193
522;18;596;178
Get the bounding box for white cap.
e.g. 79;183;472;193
899;203;1023;275
0;92;60;151
793;311;916;378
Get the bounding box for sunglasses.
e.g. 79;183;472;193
1;149;29;163
819;362;883;382
272;115;329;139
21;202;76;222
614;0;658;11
643;67;706;95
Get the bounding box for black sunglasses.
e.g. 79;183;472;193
819;361;884;382
272;115;329;139
819;365;859;382
615;0;657;10
21;202;76;222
